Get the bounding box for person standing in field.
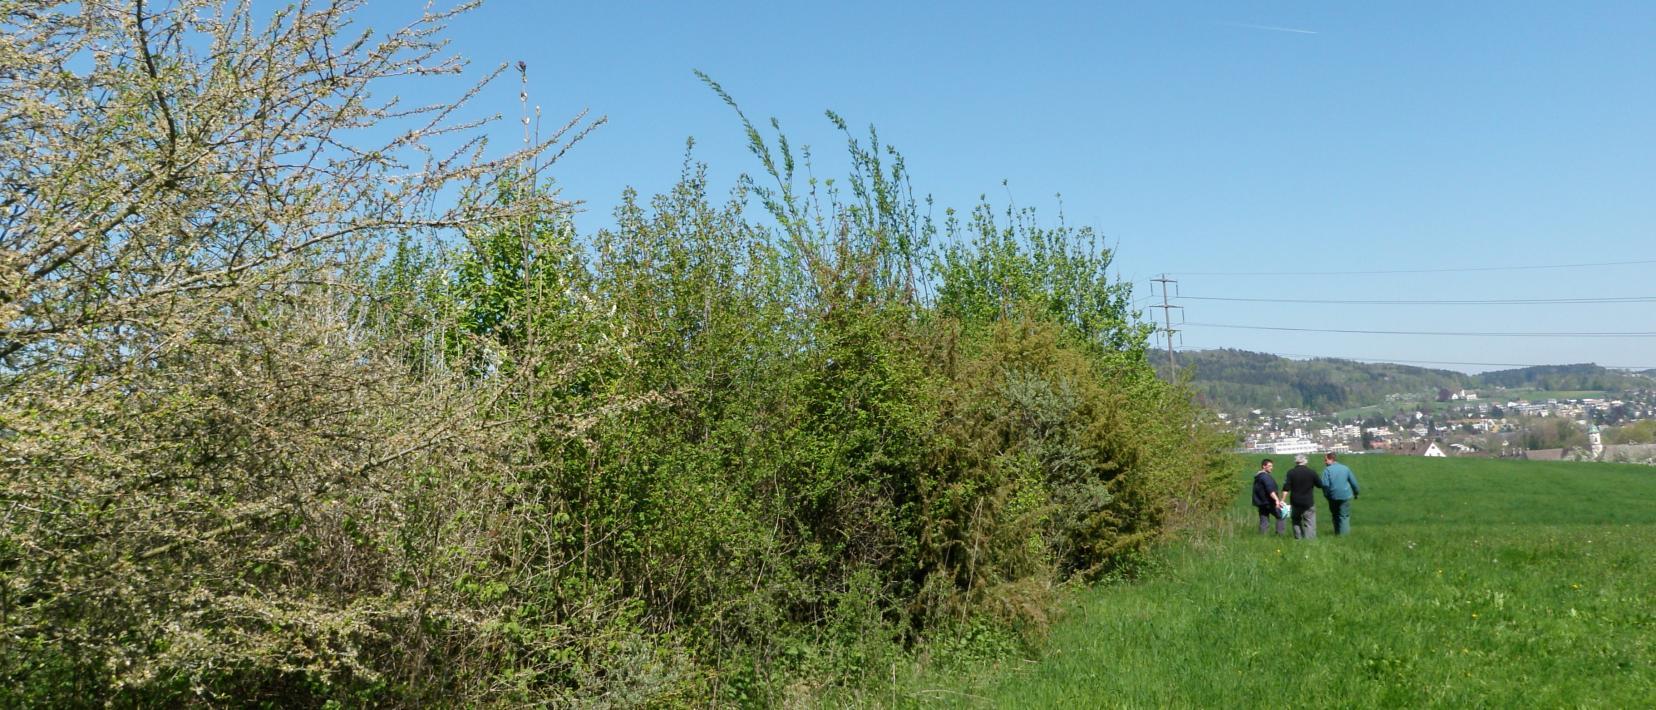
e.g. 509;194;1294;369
1252;458;1285;535
1320;452;1361;535
1282;453;1322;539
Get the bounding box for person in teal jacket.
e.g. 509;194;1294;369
1320;453;1361;535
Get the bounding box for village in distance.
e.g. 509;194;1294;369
1171;350;1656;465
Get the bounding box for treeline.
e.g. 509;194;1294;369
1608;420;1656;445
1513;417;1590;451
1474;363;1652;392
1166;349;1473;412
0;3;1228;705
1171;350;1652;413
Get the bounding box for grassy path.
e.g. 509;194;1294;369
909;456;1655;707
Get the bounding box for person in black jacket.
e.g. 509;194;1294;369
1282;454;1323;539
1251;458;1284;535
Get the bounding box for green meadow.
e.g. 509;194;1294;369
906;455;1655;707
1490;389;1610;403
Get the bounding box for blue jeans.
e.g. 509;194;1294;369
1328;498;1352;535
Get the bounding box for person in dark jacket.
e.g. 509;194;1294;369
1282;454;1323;539
1251;458;1284;535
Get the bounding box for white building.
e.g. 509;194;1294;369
1268;437;1319;456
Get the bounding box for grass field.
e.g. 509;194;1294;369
904;455;1655;707
1331;398;1467;420
1490;389;1610;403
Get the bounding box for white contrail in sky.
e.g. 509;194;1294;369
1228;22;1319;35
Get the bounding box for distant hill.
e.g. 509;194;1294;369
1166;350;1652;414
1477;363;1653;391
1163;349;1471;413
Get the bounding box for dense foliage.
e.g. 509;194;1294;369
1;2;1228;705
1608;420;1656;445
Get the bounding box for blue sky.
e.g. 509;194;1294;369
359;1;1656;373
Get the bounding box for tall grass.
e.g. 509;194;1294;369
907;456;1656;706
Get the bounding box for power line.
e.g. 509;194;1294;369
1149;274;1182;368
1174;347;1656;371
1183;322;1656;338
1174;257;1656;277
1177;295;1656;306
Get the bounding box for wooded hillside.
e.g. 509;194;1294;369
1166;349;1651;413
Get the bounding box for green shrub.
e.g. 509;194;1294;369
0;4;1229;700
